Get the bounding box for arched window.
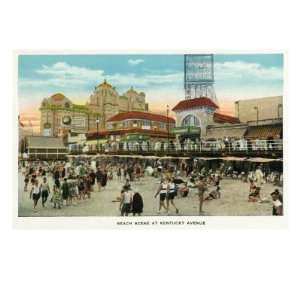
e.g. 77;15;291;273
181;115;200;127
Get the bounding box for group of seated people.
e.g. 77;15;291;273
176;172;221;201
248;179;261;202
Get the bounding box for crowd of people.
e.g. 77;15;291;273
70;137;283;154
19;156;283;216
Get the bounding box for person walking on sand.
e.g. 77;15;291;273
166;178;179;215
30;180;40;211
24;174;29;192
95;167;102;192
154;178;168;214
40;177;50;207
101;169;108;190
255;165;264;188
52;185;62;209
61;178;70;206
120;186;133;216
197;175;207;215
117;166;122;181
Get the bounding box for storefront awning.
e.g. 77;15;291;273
245;157;279;163
245;124;282;139
206;126;247;139
121;134;150;142
85;139;107;145
172;126;201;135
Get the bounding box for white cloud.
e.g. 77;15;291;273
36;62;105;79
19;60;283;103
215;61;283;81
19;62;105;88
107;72;183;87
128;59;144;66
19;61;183;90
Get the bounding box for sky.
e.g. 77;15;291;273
18;53;283;129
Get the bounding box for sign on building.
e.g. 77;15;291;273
72;117;86;128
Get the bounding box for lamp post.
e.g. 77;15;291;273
277;103;282;119
253;106;259;125
167;105;170;152
96;116;100;153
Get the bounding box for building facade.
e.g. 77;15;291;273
40;93;89;137
85;111;175;149
171;96;283;142
235;96;283;123
39;80;149;137
26;136;68;160
172;97;239;142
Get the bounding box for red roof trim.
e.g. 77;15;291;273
213;112;240;124
107;111;175;123
172;97;219;111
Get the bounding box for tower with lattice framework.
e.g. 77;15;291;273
184;54;217;104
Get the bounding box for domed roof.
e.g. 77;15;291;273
50;93;66;101
126;86;138;94
97;80;112;89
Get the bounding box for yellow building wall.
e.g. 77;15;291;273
235;96;283;123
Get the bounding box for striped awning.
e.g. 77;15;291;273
206;126;247;139
245;125;282;139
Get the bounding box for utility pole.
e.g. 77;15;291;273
254;106;259;125
96;116;100;153
167;105;170;152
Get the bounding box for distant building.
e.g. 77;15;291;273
86;111;175;147
39;80;149;137
235;96;283;123
40;93;89;137
87;81;148;131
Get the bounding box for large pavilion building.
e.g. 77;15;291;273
172;97;240;143
39;80;149;138
172;96;283;143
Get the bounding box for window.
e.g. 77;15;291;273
181;115;200;127
123;121;129;128
143;120;151;127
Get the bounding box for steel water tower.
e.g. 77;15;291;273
184;54;217;103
